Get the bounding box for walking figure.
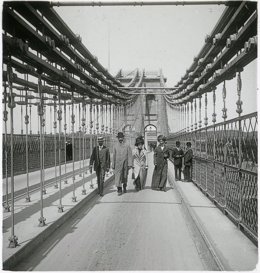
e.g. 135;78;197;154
151;135;170;191
172;141;184;181
183;142;193;182
89;136;110;196
112;132;132;195
132;136;148;191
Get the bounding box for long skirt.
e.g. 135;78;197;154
151;163;168;189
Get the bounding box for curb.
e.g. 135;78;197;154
3;175;115;270
167;166;226;271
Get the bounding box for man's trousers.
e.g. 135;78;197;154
174;164;182;180
96;167;105;195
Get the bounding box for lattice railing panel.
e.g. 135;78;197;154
241;170;258;235
199;130;207;159
214;162;225;206
206;162;215;197
206;127;214;160
241;115;258;172
225;167;240;219
194;158;200;185
200;159;207;191
215;123;225;163
192;158;196;183
225;120;240;168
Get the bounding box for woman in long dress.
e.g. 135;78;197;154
151;135;170;191
132;137;148;191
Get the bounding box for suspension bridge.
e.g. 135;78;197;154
2;1;258;271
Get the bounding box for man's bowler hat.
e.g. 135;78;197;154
116;132;124;138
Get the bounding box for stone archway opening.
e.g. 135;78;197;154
144;124;157;151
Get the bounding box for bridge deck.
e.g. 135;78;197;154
3;154;257;271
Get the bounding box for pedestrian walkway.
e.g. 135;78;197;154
10;153;208;271
168;160;258;271
2;154;258;271
2;159;114;269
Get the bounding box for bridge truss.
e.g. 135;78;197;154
2;0;258;250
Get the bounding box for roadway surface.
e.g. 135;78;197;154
14;154;208;271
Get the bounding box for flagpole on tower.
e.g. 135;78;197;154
108;22;110;72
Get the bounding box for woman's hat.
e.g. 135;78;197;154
116;132;124;138
157;134;164;141
135;137;144;146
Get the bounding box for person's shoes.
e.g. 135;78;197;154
117;187;122;195
100;193;104;197
123;184;127;193
163;188;166;192
123;188;127;193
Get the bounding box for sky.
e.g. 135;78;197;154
54;3;226;86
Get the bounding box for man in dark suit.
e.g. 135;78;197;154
89;136;110;196
183;142;193;182
171;141;184;181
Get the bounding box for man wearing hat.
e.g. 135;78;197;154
89;136;110;197
171;141;184;181
183;142;193;182
112;132;132;195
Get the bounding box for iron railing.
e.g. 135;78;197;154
167;111;258;243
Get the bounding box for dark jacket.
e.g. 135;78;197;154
153;145;170;166
184;148;193;166
90;146;110;171
171;147;184;166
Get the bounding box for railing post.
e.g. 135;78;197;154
3;82;10;212
89;99;94;189
205;93;208;191
78;101;82;177
29;102;32;135
212;87;217;198
42;105;47;195
105;103;108;138
53;95;58;189
50;95;53;135
222;81;227;208
187;102;190;132
84;102;88;175
64;96;68;184
25;82;31;202
101;103;104;134
81;99;87;195
57;83;64;212
96;103;99;135
198;96;202;156
7;62;19;247
109;103;112;135
194;98;197;131
20;90;23;135
236;71;243;224
37;70;46;227
71;92;77;202
190;100;193;132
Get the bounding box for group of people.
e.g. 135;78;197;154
89;132;193;197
